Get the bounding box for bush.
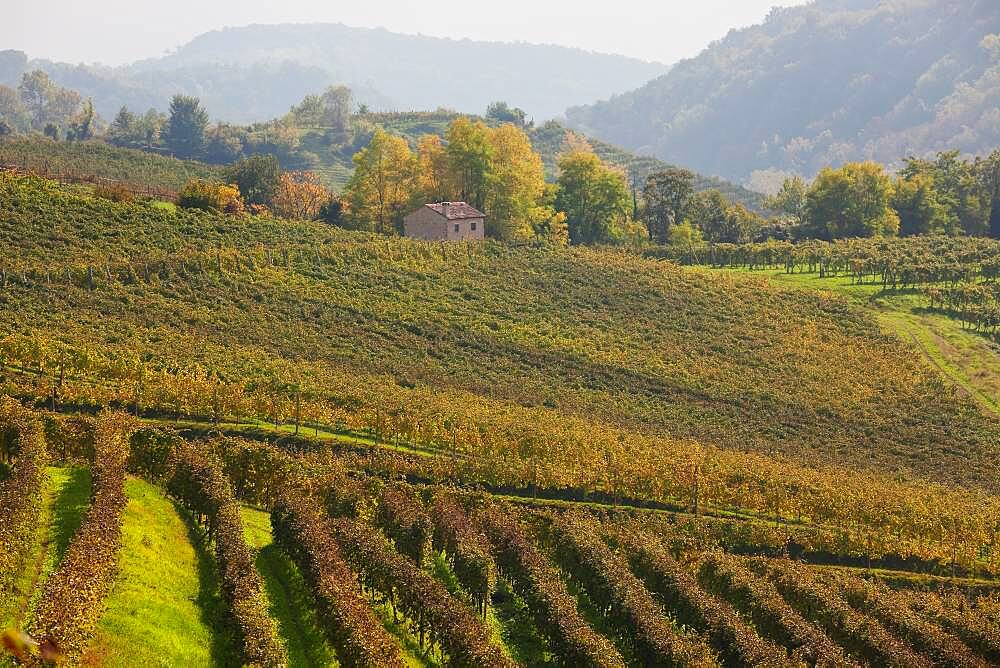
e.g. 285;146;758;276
177;178;244;214
93;182;134;204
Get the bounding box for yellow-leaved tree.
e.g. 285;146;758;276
344;128;416;234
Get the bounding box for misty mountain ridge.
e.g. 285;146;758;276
2;22;668;124
564;0;1000;184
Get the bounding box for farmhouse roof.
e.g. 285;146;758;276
424;202;485;220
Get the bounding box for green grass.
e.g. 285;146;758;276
489;579;552;666
240;505;339;668
1;466;90;633
240;504;429;667
86;478;241;667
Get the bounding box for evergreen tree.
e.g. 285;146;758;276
163;95;209;159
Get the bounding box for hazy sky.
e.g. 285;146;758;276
6;1;809;66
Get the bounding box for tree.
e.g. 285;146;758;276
805;162;899;239
204;124;246;164
413;134;453;203
17;70;52;127
107;106;137;146
17;71;80;131
668;221;704;246
902;152;989;236
486;101;528;128
271;172;329;220
686;189;728;241
643;168;694;244
976;150;1000;240
318;198;345;227
891;173;954;236
446;118;494;211
555;150;631;244
529;183;569;246
0;85;28;133
482;123;546;240
139;108;165;149
65;99;96;141
225;155;282;207
764;176;807;223
163;95;208;159
321;86;353;144
344;129;416;234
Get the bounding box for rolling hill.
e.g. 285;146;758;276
4;174;1000;666
0;23;668;123
564;0;1000;183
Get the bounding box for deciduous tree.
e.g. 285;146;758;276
271;171;329;220
556;150;631;244
806;162;899;239
225;154;282;207
643;168;694;244
344;128;415;234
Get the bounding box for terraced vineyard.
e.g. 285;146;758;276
2;400;1000;666
4;175;1000;664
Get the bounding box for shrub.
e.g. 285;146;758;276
177;178;244;214
92;181;134;203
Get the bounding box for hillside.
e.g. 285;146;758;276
0;138;223;193
0;174;995;491
565;0;1000;183
0;23;668;123
6;175;1000;666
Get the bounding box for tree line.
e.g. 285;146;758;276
764;153;1000;240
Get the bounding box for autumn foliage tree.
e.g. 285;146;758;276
344;128;416;234
271;171;329;220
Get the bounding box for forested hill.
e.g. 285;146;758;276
564;0;1000;184
0;23;667;123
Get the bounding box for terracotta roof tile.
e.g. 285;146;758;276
425;202;485;220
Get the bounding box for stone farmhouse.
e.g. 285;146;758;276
403;202;486;241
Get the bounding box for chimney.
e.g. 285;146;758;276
442;202;450;217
